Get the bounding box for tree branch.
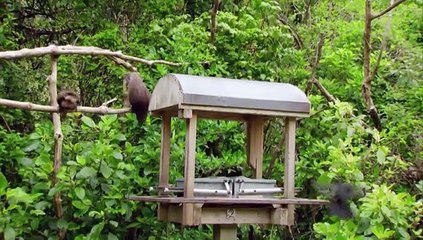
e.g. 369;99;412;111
278;14;304;49
0;98;131;114
265;122;285;179
48;55;66;240
362;0;382;131
370;0;394;81
371;0;407;20
305;34;324;94
0;45;181;67
0;115;11;132
17;24;78;36
210;0;221;44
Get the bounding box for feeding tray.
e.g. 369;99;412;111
173;176;280;198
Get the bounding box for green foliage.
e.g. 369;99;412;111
0;0;422;239
314;184;422;239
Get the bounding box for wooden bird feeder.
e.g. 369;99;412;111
129;74;328;239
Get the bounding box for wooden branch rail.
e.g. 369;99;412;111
0;98;131;114
0;45;170;240
0;45;181;67
48;55;66;240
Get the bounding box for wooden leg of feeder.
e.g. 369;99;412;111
183;113;197;226
213;225;237;240
246;116;264;179
284;117;297;225
158;114;171;220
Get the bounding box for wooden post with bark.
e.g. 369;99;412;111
0;45;181;240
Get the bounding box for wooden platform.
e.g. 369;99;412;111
128;196;329;205
128;196;328;226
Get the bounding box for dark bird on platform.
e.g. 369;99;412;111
124;72;150;123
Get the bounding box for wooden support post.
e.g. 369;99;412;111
159;114;171;189
246;116;264;179
158;114;171;220
284;117;297;225
183;112;197;226
213;225;237;240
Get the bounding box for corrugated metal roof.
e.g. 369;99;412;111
149;74;310;116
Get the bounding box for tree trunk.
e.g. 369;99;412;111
362;0;382;131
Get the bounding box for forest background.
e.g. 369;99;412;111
0;0;422;239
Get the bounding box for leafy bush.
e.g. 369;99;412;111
314;184;422;239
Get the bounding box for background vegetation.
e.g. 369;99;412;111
0;0;422;239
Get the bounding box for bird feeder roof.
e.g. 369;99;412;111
149;74;310;119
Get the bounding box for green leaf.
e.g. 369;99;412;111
76;167;97;179
0;172;7;194
48;185;64;196
100;163;112;179
113;133;126;141
112;152;123;160
4;226;16;240
373;165;380;179
75;187;85;200
81;116;97;128
72;200;88;210
35;201;50;210
76;156;86;165
398;227;410;239
317;173;332;186
20;157;34;167
24;141;41;152
372;223;384;238
109;220;118;228
57;219;68;229
6;187;32;204
381;205;391;217
67;161;79;166
108;233;119;240
353;170;364;181
87;222;105;240
376;149;386;164
30;209;45;215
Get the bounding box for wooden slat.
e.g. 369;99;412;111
204;208;273;225
158;205;288;226
271;208;288;225
247;116;264;178
159;114;171;191
128;196;329;205
213;225;237;240
181;105;310;119
284;117;297;225
183;112;197;225
158;114;171;220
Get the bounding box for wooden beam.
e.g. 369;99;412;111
247;116;264;178
284;117;297;225
158;114;171;220
213;225;237;240
128;196;329;205
182;112;197;225
159;114;171;190
181;105;309;119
